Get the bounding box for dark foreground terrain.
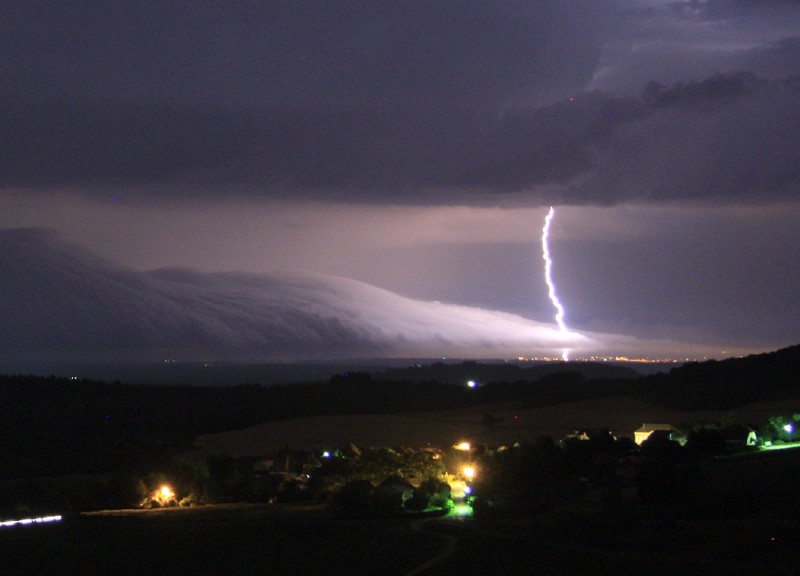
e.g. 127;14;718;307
0;504;437;576
2;503;798;576
2;345;800;574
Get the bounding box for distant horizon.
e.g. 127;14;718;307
5;344;795;386
4;227;780;375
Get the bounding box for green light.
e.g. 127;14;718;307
451;503;473;517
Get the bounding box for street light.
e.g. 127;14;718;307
154;484;175;506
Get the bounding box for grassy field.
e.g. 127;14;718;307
0;504;440;575
421;518;799;576
2;502;798;575
188;395;800;458
6;393;800;575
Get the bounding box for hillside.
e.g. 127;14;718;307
189;394;800;458
1;344;799;478
378;360;641;384
641;343;800;409
186;397;687;457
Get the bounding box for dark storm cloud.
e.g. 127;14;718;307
7;73;796;205
2;1;602;107
568;74;800;204
2;1;799;205
588;1;800;94
686;0;800;20
2;1;602;196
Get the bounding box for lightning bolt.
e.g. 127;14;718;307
542;206;570;360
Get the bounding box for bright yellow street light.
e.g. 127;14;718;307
153;484;175;506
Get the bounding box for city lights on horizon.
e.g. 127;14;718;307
515;354;730;364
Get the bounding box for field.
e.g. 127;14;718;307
4;377;800;575
0;504;439;576
3;502;798;576
188;395;800;457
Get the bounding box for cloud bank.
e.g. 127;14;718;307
3;74;798;207
0;228;597;364
2;228;743;367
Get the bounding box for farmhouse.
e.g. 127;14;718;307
634;423;681;445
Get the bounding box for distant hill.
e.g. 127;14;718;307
508;343;800;411
642;343;800;409
1;344;798;478
378;360;641;385
446;344;800;411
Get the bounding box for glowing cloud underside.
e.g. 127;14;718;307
542;207;570;360
0;228;599;362
0;228;745;362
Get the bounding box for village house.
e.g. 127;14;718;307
634;423;686;446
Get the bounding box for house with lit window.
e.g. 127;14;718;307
634;423;686;446
721;425;758;449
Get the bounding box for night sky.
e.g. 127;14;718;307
2;1;799;363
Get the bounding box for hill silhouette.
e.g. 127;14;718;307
378;359;641;385
642;343;800;409
1;344;798;480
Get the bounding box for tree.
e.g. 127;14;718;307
764;413;800;443
474;437;568;515
334;480;374;514
686;427;726;457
